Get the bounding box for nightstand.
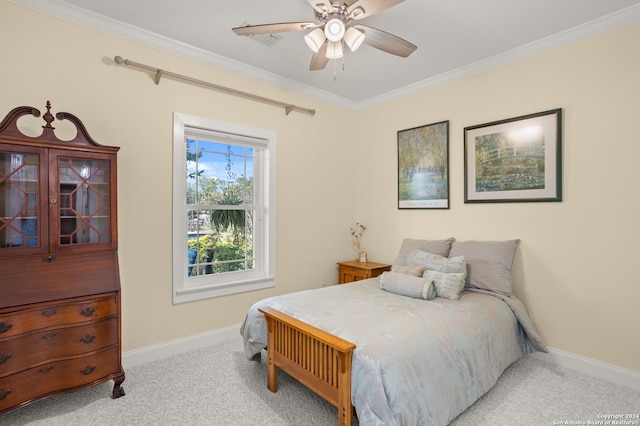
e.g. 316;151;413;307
337;260;391;284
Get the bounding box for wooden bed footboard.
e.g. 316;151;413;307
259;307;356;426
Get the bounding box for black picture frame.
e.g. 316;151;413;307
464;109;562;203
398;120;450;209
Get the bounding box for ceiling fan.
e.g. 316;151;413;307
232;0;417;71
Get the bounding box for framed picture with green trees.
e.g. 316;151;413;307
464;109;562;203
397;120;450;209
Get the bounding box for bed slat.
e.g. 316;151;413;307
259;306;356;426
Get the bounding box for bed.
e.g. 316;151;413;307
240;239;547;426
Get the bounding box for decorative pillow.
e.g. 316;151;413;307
448;240;520;297
391;264;426;277
379;271;435;300
422;270;466;300
393;238;455;265
405;250;466;274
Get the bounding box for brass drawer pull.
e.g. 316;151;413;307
80;365;96;375
0;353;11;364
41;333;57;341
0;389;11;401
39;366;53;373
80;334;96;344
42;309;57;317
80;307;96;317
0;322;12;333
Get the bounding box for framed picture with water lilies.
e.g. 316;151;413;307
464;108;562;203
398;120;450;209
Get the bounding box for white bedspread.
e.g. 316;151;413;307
240;278;533;425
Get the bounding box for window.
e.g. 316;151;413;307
172;113;275;303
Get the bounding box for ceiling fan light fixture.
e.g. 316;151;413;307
325;41;344;59
304;28;326;52
344;27;365;52
324;18;345;42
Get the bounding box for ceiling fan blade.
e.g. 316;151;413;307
307;0;332;15
348;0;405;20
354;24;417;57
310;43;329;70
232;22;316;36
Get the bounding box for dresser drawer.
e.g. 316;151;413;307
0;296;117;339
0;345;120;412
0;317;118;377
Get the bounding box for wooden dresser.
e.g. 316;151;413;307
0;102;124;414
337;260;391;284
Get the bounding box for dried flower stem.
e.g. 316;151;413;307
350;222;366;255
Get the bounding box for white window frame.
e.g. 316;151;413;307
172;112;276;304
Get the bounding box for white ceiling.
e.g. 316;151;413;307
13;0;640;109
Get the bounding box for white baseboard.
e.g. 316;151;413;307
122;326;640;393
122;323;241;369
531;348;640;392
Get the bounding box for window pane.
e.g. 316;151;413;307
0;152;40;248
186;207;254;278
58;158;110;245
186;138;254;207
244;156;254;204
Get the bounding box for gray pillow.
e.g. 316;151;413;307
449;240;520;297
379;271;435;300
393;238;455;265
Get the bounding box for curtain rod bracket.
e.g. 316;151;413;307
113;56;315;117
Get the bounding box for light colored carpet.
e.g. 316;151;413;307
3;335;639;425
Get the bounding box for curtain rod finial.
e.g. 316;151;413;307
114;56;125;65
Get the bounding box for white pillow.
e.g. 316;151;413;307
422;270;466;301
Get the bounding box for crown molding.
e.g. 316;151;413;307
10;0;640;111
357;2;640;110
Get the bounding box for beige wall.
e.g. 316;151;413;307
355;23;640;372
0;1;358;350
2;1;638;373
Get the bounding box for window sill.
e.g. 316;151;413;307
173;276;275;304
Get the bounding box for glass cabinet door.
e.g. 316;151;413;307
56;155;112;247
0;148;43;252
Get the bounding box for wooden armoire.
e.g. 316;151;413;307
0;102;125;414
